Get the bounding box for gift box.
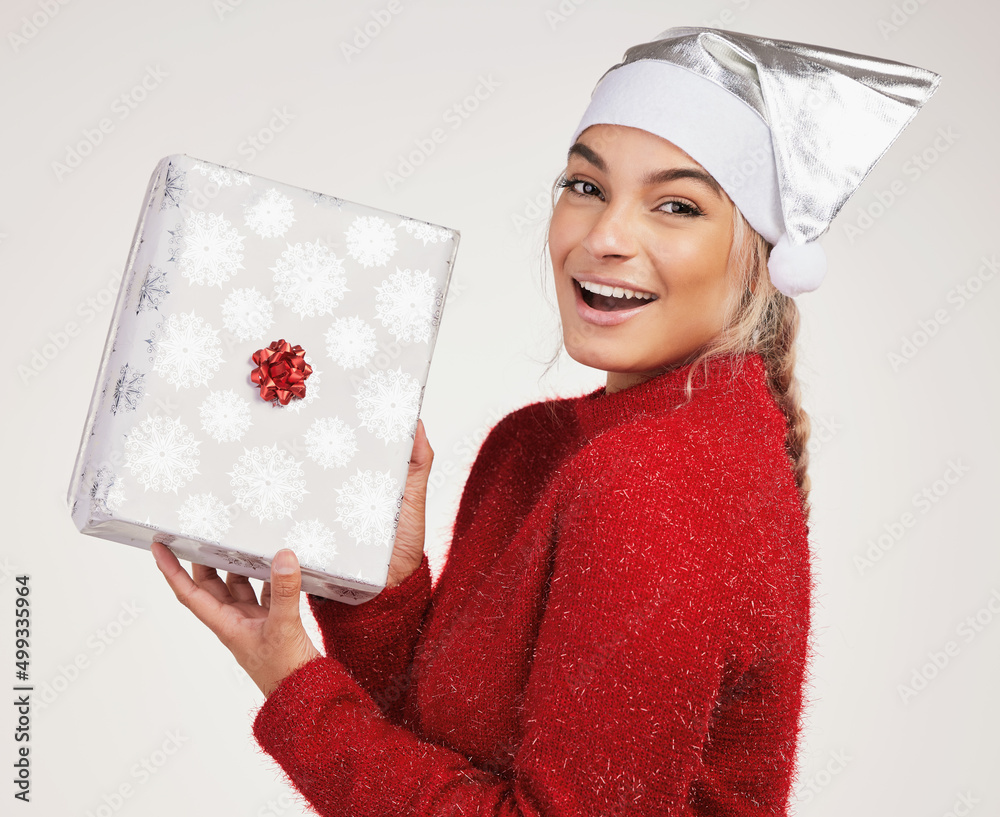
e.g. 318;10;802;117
67;155;460;603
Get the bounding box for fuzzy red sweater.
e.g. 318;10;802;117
253;353;813;816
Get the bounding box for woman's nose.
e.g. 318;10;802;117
580;200;638;260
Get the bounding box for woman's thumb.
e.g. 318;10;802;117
408;419;434;479
268;549;303;626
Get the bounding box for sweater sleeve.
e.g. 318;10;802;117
304;552;433;724
297;405;550;726
252;428;796;816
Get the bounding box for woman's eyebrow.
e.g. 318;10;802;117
567;142;724;200
641;167;724;199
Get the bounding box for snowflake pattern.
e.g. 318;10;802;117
177;492;232;540
284;519;338;569
345;216;397;268
109;362;145;415
304;417;358;470
209;547;268;571
270;241;348;318
325;315;377;369
190;162;251;187
160;162;186;210
221;287;274;341
336;469;400;548
149;312;224;389
89;467;126;514
311;192;344;210
282;355;320;415
228;444;307;522
399;218;452;245
174;211;245;287
124;414;201;493
354;368;421;443
244;188;295;238
137;265;170;314
375;268;439;343
199;389;252;443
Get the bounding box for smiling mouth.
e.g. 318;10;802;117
575;279;658;312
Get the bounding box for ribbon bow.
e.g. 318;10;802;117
250;339;312;406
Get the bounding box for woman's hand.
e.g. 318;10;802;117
150;420;431;691
151;543;320;698
386;418;434;588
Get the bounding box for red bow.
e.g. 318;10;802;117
250;340;313;406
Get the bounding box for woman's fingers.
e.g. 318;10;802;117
152;543;318;698
191;562;236;604
225;571;259;604
151;542;228;629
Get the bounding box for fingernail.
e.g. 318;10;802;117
274;549;296;575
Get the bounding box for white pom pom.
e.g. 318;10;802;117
767;234;827;297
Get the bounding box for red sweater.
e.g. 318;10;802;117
253;353;812;816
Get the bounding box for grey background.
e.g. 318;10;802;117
1;0;997;814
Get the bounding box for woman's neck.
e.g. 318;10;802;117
604;368;667;395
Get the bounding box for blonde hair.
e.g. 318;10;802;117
542;174;811;516
688;206;812;517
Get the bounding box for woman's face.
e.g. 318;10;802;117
549;124;737;392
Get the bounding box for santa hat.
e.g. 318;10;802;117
569;27;941;297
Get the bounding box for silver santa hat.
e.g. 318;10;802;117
569;27;942;296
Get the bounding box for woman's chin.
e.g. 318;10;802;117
561;338;690;378
563;344;650;379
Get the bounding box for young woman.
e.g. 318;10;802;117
152;27;939;816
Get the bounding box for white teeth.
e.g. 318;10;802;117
578;279;655;300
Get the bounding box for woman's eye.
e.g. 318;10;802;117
660;200;702;216
559;177;602;199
